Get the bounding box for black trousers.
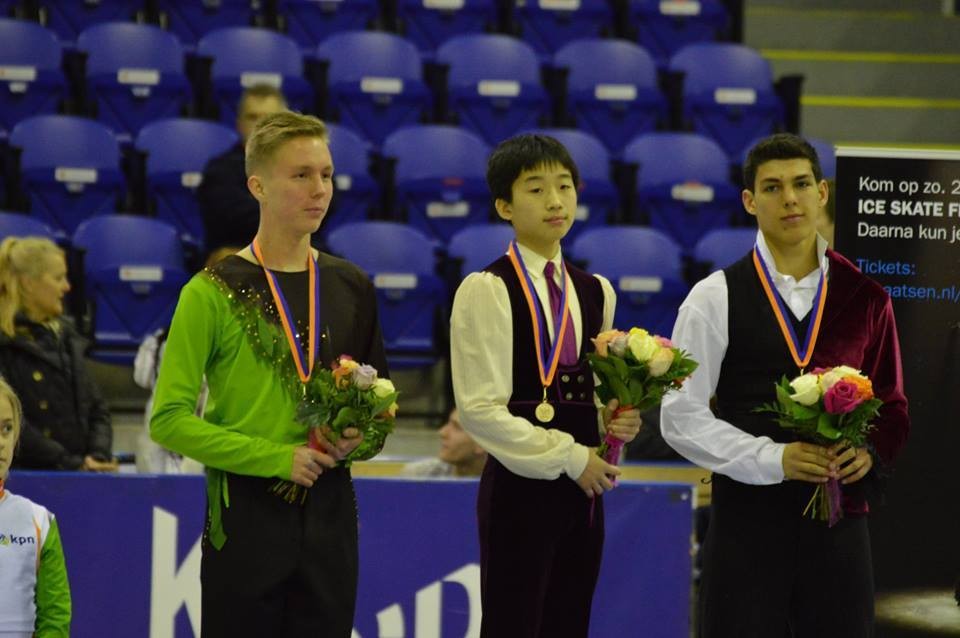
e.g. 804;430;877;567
477;460;604;638
699;477;875;638
200;469;358;638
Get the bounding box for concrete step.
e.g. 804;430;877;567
745;7;960;53
763;52;960;99
798;99;960;146
750;0;946;13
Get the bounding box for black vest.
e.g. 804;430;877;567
484;255;605;448
717;252;812;444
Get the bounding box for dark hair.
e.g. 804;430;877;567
486;134;580;203
742;133;823;191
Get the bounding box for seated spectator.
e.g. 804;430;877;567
198;84;288;254
402;408;488;478
0;237;116;471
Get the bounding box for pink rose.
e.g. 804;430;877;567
655;336;673;348
822;379;864;414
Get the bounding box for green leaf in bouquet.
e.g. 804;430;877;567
775;415;816;434
369;391;399;418
607;375;631;407
588;356;617;381
610;355;630;379
331;406;362;434
815;412;842;441
774;381;796;408
785;401;819;421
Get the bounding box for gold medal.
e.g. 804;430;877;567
535;401;555;423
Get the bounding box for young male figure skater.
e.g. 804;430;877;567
451;134;642;638
662;133;910;637
152;111;388;637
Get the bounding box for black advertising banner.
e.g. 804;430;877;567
836;147;960;635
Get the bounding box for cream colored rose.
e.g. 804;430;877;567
627;330;659;362
647;347;675;377
372;378;396;398
789;373;821;406
818;365;864;392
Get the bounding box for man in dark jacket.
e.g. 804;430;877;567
197;84;287;254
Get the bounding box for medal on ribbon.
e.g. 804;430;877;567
250;239;321;384
752;246;827;370
507;241;571;423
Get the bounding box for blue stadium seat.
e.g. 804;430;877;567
693;227;756;273
77;22;191;141
629;0;728;67
10;115;125;237
0;210;57;240
436;34;548;146
670;43;783;161
554;38;665;156
513;0;612;59
526;127;617;243
155;0;255;48
327;221;444;367
396;0;495;58
135;118;239;249
570;226;687;336
623;132;739;254
198;27;312;124
382;124;489;242
0;19;66;136
447;223;514;278
39;0;140;44
279;0;380;52
73;215;190;363
316;31;430;145
322;122;377;234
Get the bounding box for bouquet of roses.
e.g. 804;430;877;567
271;355;399;503
755;365;882;526
588;328;698;475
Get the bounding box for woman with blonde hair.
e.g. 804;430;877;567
0;377;72;635
0;236;115;471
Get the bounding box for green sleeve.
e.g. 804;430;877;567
34;516;71;638
150;275;295;479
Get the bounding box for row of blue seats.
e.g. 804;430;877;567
1;114;835;253
0;17;787;156
0;210;757;366
3;0;732;62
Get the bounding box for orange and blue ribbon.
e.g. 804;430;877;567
506;240;571;388
752;246;827;370
251;238;320;383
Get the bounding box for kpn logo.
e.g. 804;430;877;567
0;532;35;546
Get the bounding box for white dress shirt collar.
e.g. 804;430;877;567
754;230;830;284
515;242;564;283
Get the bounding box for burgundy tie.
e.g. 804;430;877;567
544;261;578;366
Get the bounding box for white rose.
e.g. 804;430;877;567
818;365;864;392
647;347;674;377
371;378;396;398
609;334;629;357
789;373;821;406
627;331;659;362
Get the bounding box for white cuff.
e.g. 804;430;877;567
564;443;590;481
757;441;787;484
